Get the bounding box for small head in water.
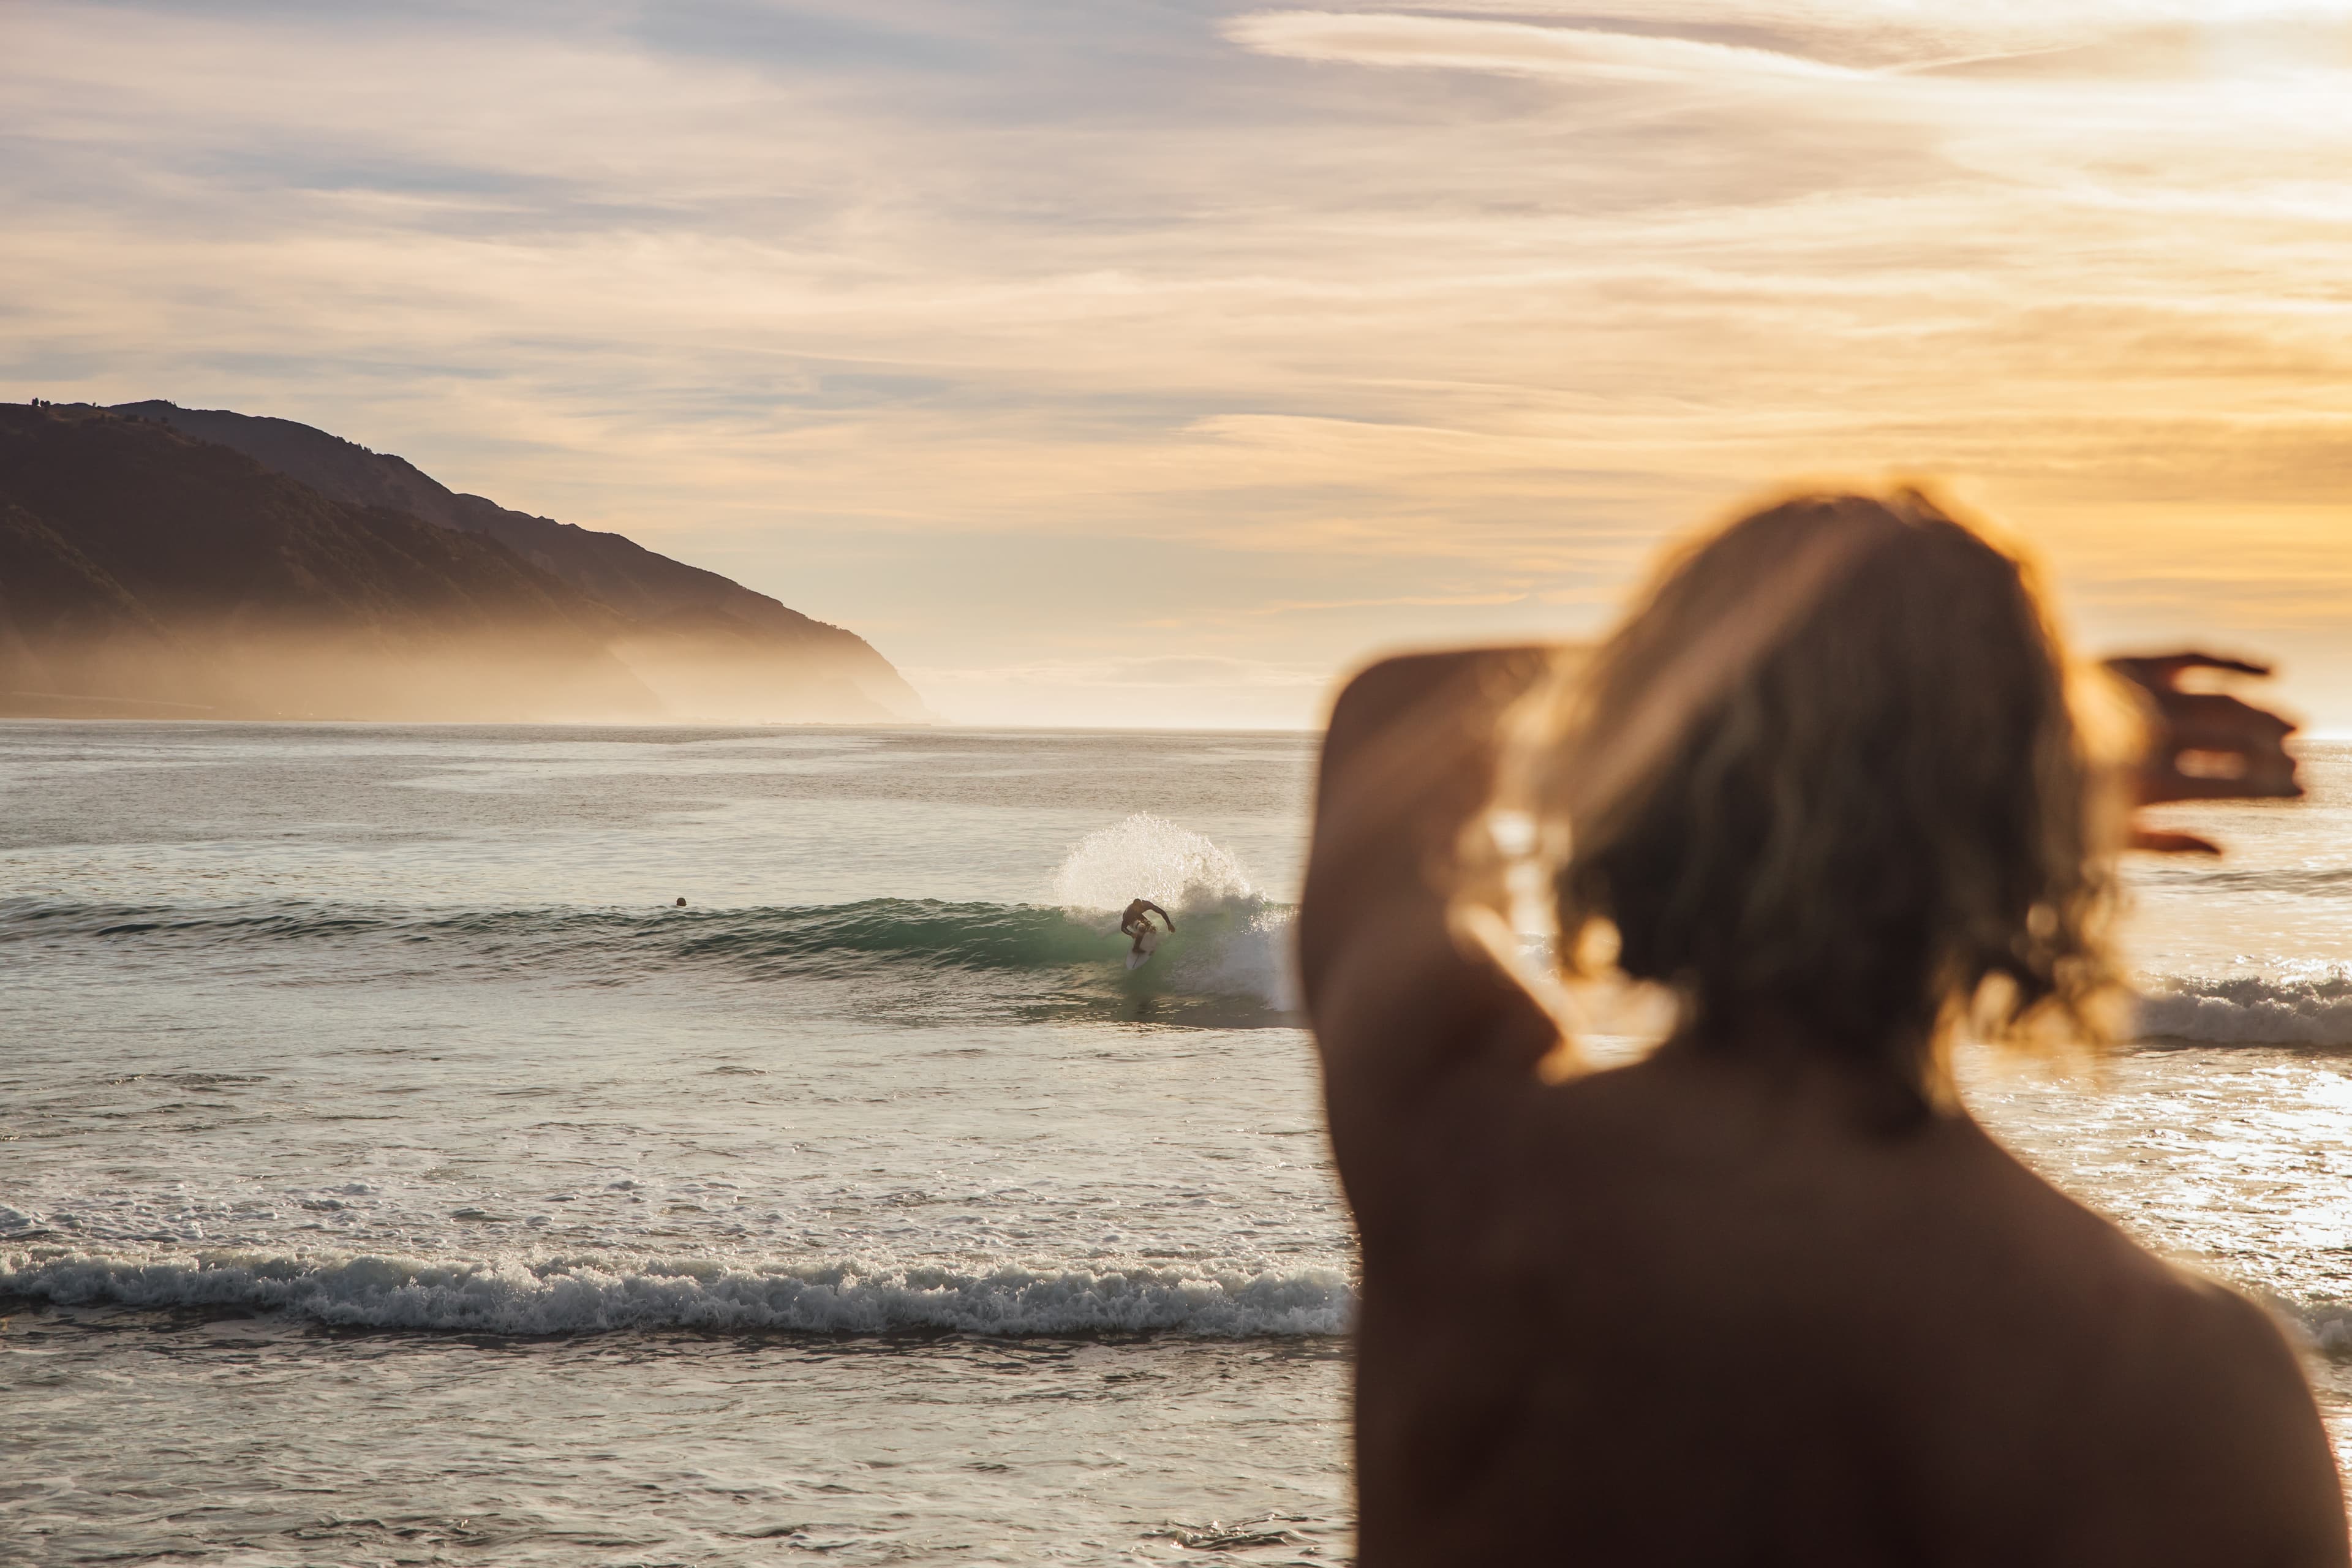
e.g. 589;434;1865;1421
674;897;687;908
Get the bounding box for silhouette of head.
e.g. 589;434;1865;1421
1518;489;2125;1093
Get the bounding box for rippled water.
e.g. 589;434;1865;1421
3;725;2349;1563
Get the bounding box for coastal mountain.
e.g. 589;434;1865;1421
0;402;925;723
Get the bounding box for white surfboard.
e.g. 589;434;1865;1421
1125;925;1163;971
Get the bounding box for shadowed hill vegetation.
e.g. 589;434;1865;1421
0;404;660;719
110;399;926;722
0;403;925;723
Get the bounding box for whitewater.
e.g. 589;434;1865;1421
4;723;2351;1563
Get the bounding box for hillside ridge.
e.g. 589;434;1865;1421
0;402;927;723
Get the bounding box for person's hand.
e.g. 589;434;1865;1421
2105;652;2302;854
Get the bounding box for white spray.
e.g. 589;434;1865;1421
1049;814;1297;1011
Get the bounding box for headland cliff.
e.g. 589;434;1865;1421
0;402;925;723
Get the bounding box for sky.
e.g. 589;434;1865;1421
6;0;2351;729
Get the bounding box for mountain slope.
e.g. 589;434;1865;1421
0;405;664;720
0;496;200;714
110;399;926;722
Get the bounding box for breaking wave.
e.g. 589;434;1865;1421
0;895;1297;1013
2134;970;2352;1048
0;814;1298;1016
0;1248;1352;1338
1049;813;1256;913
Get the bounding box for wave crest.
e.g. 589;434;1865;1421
0;1248;1352;1337
1;894;1298;1011
2135;969;2352;1047
1050;813;1258;914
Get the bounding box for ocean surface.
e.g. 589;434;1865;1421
3;723;2350;1564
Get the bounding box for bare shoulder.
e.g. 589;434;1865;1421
1964;1182;2346;1564
2078;1248;2346;1564
2148;1267;2336;1469
1956;1126;2332;1452
1872;1120;2345;1562
1572;1074;2344;1561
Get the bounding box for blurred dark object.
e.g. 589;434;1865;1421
2107;652;2302;855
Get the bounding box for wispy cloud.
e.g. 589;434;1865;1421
1224;12;1861;84
1340;0;2352;64
6;0;2352;725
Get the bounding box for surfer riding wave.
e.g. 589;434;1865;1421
1120;899;1174;962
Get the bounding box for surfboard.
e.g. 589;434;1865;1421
1125;925;1162;971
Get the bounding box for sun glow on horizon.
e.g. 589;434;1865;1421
4;1;2350;728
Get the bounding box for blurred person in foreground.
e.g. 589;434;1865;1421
1300;489;2343;1566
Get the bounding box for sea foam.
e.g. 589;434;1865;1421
0;1248;1353;1337
1049;813;1259;914
1049;813;1297;1009
2135;969;2352;1047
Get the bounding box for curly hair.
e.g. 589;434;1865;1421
1498;489;2131;1101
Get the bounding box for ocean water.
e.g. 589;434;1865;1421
3;724;2350;1564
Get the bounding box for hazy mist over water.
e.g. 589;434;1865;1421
3;725;2350;1562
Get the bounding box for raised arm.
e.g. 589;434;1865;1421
1299;648;1565;1223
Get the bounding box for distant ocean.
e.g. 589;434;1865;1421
4;724;2350;1563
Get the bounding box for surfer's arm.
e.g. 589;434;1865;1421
1143;900;1173;929
1300;649;1564;1219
